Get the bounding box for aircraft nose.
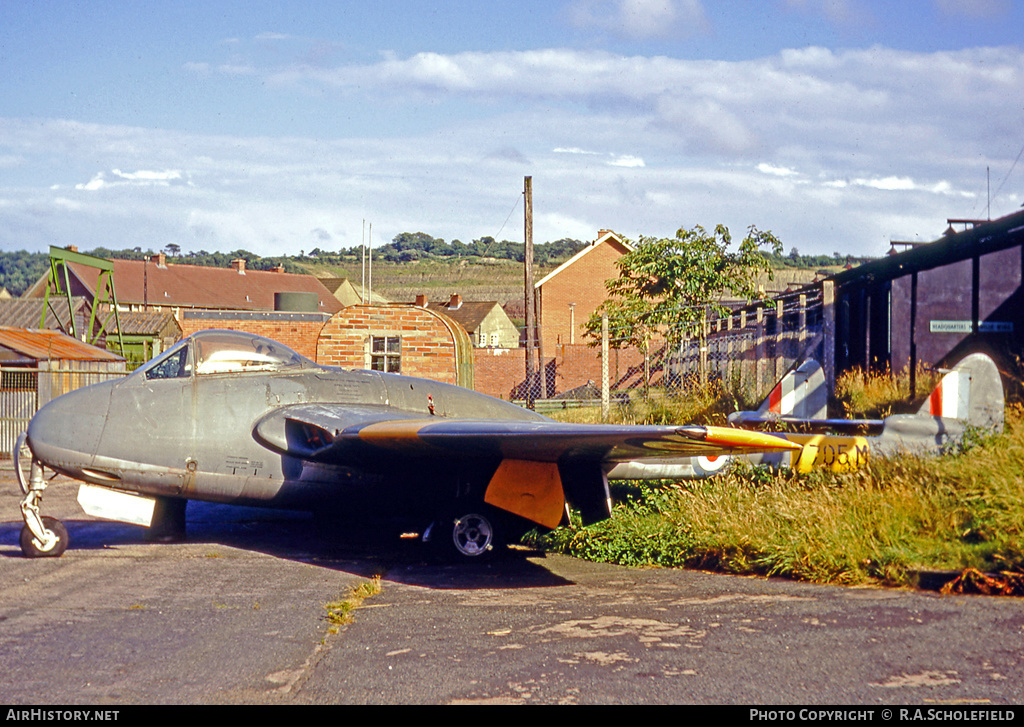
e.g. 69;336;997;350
26;381;113;472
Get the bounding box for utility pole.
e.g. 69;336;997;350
524;176;536;407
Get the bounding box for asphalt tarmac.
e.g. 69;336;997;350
2;469;1023;706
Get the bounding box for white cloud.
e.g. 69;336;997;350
3;41;1023;260
568;0;710;40
554;147;601;156
781;0;876;28
758;163;800;177
610;155;645;168
75;169;186;191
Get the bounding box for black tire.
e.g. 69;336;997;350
20;516;69;558
429;505;505;562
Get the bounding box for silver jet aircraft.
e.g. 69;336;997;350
15;329;800;560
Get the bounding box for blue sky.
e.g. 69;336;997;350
2;0;1022;258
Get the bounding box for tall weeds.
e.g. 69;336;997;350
531;367;1024;587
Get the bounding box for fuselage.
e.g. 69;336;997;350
26;330;545;512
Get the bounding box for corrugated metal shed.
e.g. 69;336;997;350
0;326;127;456
0;326;125;364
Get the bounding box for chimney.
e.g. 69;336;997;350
230;258;246;274
415;294;428;308
448;293;462;311
66;245;78;253
151;253;166;268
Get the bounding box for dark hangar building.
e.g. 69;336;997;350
830;208;1024;389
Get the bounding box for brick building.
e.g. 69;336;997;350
316;304;474;388
423;294;520;349
534;230;631;350
180;310;330;362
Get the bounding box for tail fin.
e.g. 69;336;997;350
729;360;828;424
917;353;1004;432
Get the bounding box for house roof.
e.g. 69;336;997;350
319;277;390;306
425;300;503;334
100;309;181;337
0;326;125;363
0;297;88;332
534;229;632;289
39;259;343;314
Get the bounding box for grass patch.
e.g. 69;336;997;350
325;577;382;633
530;369;1024;588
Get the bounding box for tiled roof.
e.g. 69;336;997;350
319;277;390;305
100;309;180;336
62;260;343;314
0;297;87;331
426;301;501;334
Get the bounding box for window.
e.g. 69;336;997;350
194;332;308;374
143;340;191;380
136;330;312;380
370;336;401;373
1;370;37;391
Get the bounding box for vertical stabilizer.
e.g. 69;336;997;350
917;353;1004;432
729;360;828;424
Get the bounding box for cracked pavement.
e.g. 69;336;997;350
2;472;1023;705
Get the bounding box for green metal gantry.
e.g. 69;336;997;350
41;246;125;356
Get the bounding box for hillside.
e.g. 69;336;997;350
298;258;561;307
299;258;842;308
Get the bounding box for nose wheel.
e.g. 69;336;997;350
15;432;69;558
19;516;68;558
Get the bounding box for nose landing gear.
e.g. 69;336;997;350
15;432;68;558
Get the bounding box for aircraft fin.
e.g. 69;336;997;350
729;360;828;425
917;353;1004;432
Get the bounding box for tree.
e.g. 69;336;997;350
585;224;783;385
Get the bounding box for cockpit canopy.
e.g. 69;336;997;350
140;330;314;380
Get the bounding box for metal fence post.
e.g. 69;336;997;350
601;314;610;421
822;280;835;395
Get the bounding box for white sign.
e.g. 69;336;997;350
929;320;1013;333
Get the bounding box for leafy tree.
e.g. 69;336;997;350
0;251;49;296
585;224;783;383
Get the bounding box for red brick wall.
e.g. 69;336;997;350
317;305;464;385
180;315;326;361
474;347;527;399
537;239;627;351
475;343;646;400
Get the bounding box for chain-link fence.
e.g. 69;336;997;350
0;365;128;458
493;290;826;414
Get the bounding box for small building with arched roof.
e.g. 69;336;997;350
316;305;474;388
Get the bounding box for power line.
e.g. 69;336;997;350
483;192;523;258
990;140;1024;209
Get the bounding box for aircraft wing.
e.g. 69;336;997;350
254;403;801;464
254;404;801;529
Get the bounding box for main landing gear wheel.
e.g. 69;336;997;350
427;505;505;562
20;516;68;558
